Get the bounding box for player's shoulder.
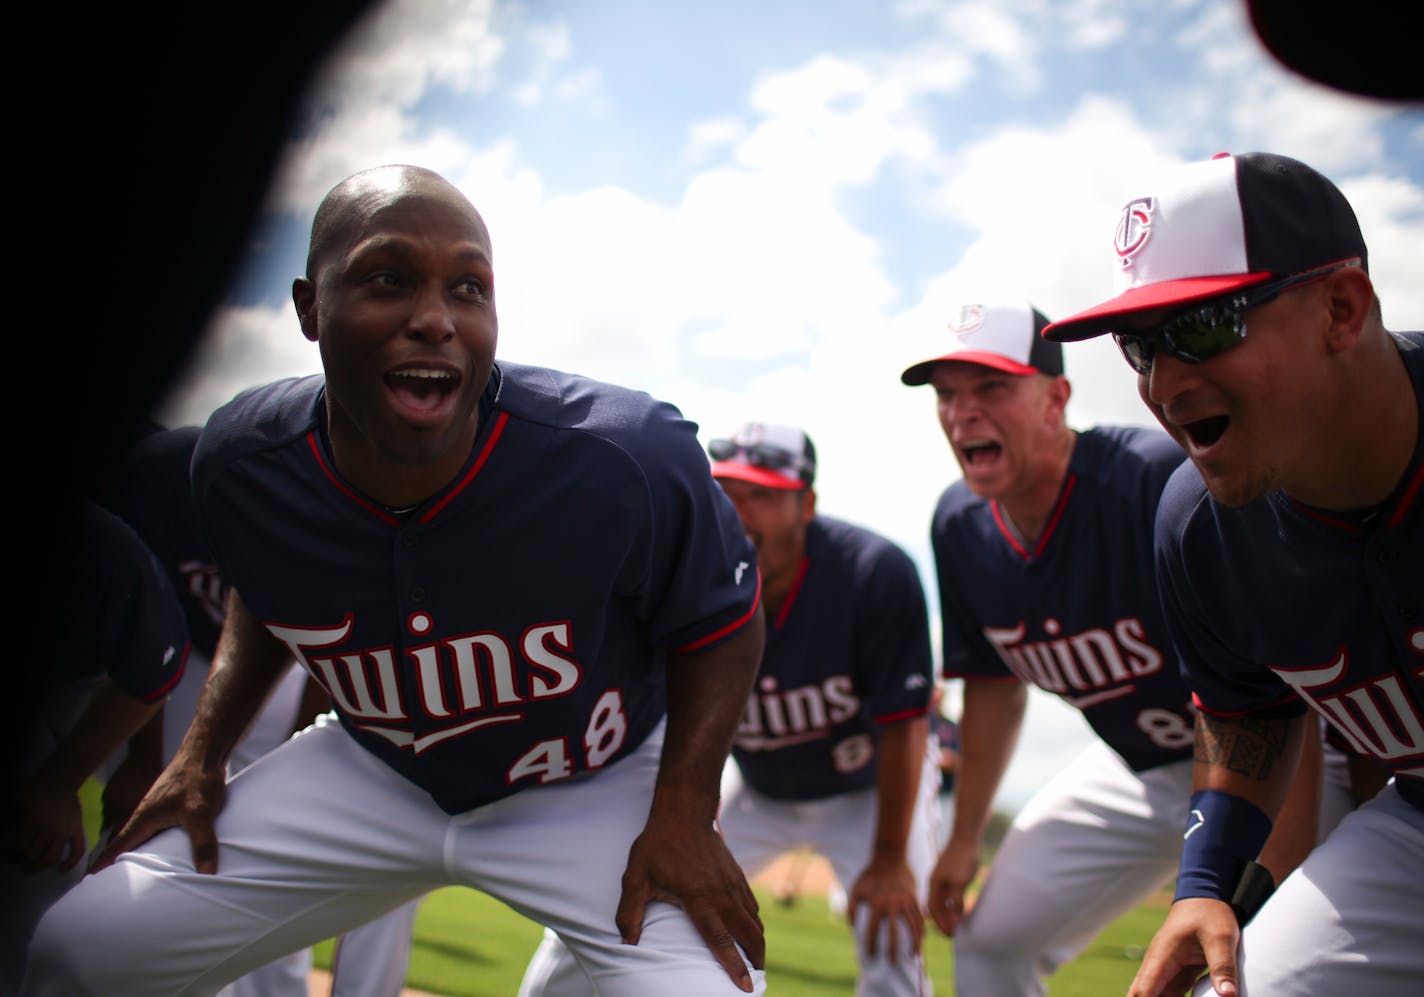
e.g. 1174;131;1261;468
191;375;325;492
812;514;917;570
1074;424;1187;510
1077;424;1186;476
1153;460;1272;574
125;424;202;473
931;478;985;524
493;361;701;466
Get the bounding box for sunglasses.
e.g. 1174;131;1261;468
1111;258;1361;375
707;439;811;479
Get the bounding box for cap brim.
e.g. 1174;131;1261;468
901;350;1038;385
710;462;806;490
1042;272;1275;342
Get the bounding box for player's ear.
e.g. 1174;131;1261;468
293;277;319;343
1044;374;1071;421
800;488;817;523
1321;266;1374;356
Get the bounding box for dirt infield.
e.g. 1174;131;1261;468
306;851;837;996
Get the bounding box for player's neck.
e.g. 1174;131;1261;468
1283;333;1418;512
759;550;808;623
997;428;1076;548
325;410;481;510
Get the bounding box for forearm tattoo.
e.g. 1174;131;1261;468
1194;712;1290;780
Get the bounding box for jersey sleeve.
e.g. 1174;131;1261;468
66;503;189;702
108;425;228;655
614;398;760;653
853;538;935;722
931;489;1020;682
1154;463;1304;717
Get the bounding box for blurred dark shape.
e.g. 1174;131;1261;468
1247;1;1424;100
15;2;376;783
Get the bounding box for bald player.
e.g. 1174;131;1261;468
23;165;767;996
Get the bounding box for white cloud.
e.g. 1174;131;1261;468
161;304;322;428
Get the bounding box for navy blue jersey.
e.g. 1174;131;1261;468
108;426;227;656
731;516;934;800
933;426;1193;771
62;503;189;699
1155;332;1424;811
192;363;760;815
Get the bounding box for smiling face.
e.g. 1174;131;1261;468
293;167;497;505
928;362;1071;504
1133;283;1332;507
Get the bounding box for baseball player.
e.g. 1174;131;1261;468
1042;151;1423;997
22;164;767;997
2;502;188;989
110;424;421;997
519;422;940;996
899;302;1325;996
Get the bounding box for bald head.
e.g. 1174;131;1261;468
305;165;491;280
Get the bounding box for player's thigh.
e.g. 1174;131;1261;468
454;724;762;996
23;717;444;996
717;765;809;877
1193;784;1424;997
960;745;1187;956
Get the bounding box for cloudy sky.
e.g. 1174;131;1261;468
160;0;1424;810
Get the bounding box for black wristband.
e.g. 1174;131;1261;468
1228;859;1276;927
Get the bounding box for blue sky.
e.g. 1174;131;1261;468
162;0;1424;810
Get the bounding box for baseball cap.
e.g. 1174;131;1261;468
900;302;1064;385
1043;152;1368;343
708;422;816;490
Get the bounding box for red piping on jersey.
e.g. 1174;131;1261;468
1387;459;1423;529
673;572;763;654
991;473;1077;560
1190;690;1303;717
1288;457;1422;533
306;433;401;526
141;641;191;703
1290;501;1364;533
420;411;510;524
875;705;930;725
772;556;810;630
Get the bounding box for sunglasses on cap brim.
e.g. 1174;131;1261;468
707;439;811;479
1110;258;1362;376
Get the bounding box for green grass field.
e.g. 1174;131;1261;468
311;882;1165;996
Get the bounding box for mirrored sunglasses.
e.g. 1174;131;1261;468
1110;258;1361;375
707;439;808;477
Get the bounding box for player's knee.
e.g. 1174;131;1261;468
20;898;105;996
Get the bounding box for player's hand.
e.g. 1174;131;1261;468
616;815;765;993
4;774;87;872
847;856;924;962
1128;898;1239;997
89;753;228;875
926;835;980;936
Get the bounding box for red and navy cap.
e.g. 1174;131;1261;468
708;422;816;491
1043;152;1368;343
901;302;1063;385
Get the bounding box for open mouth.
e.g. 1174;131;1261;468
385;367;459;413
1181;415;1229;450
960;441;1003;466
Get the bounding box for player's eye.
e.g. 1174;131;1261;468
455;277;490;300
365;271;405;289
